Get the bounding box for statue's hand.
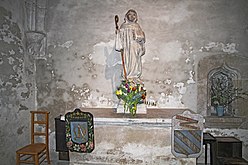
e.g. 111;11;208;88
136;37;145;43
115;29;120;34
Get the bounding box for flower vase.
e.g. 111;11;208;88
124;103;137;117
116;101;147;115
216;106;225;117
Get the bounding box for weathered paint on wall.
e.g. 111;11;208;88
43;1;198;116
44;0;248;163
1;0;248;164
0;1;36;164
69;124;196;165
42;0;248;118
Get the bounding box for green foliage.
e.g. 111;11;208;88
116;79;146;116
211;79;248;107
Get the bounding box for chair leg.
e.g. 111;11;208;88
16;153;20;165
34;154;39;165
32;155;35;162
46;149;51;164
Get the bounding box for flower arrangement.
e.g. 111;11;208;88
115;79;146;116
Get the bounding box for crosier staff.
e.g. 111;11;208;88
115;15;127;80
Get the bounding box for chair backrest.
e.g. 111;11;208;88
30;111;49;147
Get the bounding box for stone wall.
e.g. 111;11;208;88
0;1;35;164
1;0;248;164
41;0;248;120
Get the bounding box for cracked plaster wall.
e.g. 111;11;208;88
43;1;248;163
0;0;36;164
37;0;248;120
1;0;248;164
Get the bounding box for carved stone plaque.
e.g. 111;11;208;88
171;110;204;158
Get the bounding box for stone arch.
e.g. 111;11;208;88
207;63;241;116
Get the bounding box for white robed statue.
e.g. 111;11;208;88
115;9;146;80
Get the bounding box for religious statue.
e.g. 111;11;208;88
114;9;147;116
115;9;146;80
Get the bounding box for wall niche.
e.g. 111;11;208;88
197;54;248;129
207;63;240;116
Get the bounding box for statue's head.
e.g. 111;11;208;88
125;9;138;23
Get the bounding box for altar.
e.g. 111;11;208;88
55;108;197;164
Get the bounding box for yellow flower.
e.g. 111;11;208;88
116;90;122;95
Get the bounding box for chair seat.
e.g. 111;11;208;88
16;111;50;165
16;143;46;154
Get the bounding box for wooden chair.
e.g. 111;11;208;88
16;111;50;165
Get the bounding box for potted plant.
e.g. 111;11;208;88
211;78;248;116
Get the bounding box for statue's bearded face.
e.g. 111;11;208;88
126;11;137;22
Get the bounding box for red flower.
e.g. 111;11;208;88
132;86;136;91
141;94;146;99
66;141;73;148
80;144;87;152
89;142;94;149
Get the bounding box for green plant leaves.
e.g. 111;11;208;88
115;79;146;116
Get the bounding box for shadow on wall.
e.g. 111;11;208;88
104;46;122;97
